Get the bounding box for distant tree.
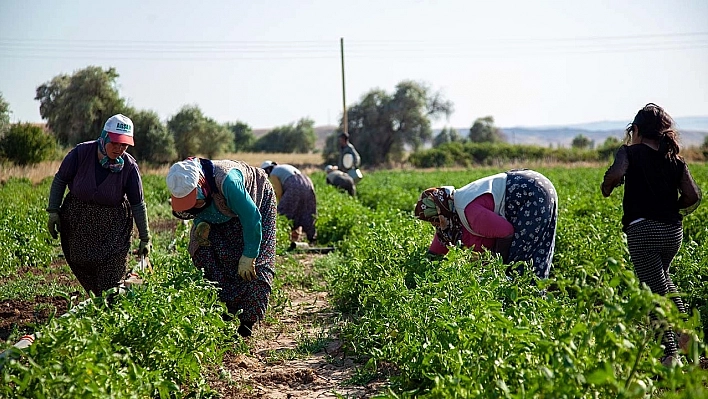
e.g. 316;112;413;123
571;134;594;149
167;105;233;159
597;136;622;159
226;121;255;151
0;123;56;165
35;66;125;145
338;80;453;166
601;136;622;148
198;118;233;159
468;116;506;143
252;118;316;153
433;126;463;148
0;92;10;137
168;105;205;159
127;109;176;164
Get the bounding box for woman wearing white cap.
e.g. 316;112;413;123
46;114;151;296
167;157;277;338
260;160;317;243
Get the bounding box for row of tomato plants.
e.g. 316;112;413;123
321;166;708;397
0;175;298;398
1;165;707;397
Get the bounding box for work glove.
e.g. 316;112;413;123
195;222;211;247
138;238;151;256
290;226;304;242
47;212;61;239
238;256;256;281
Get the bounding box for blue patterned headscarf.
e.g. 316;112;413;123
97;129;125;173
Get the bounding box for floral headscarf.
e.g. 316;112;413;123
414;186;463;246
97;129;125;173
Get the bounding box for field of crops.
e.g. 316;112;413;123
1;164;707;398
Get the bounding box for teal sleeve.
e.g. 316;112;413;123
222;169;262;258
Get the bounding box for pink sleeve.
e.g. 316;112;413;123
429;234;449;255
463;193;514;238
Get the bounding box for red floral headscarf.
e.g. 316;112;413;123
414;187;463;246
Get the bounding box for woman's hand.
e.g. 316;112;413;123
47;212;61;239
238;256;256;281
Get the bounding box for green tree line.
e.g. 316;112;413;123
2;66;708;167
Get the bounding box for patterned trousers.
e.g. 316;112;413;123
626;219;686;357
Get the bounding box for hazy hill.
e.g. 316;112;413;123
499;127;708;148
498;116;708;147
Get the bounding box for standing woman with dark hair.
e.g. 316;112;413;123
602;103;702;367
47;114;151;296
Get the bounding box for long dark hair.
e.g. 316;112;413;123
625;103;680;161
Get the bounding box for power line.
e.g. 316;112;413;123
0;32;706;61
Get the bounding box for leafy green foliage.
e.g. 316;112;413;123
168;105;233;160
341;80;453;166
2;165;706;398
572;134;594;149
433;126;463;148
409;141;604;168
0;91;10;137
226;121;255;152
127;109;176;164
0;123;57;165
323;166;708;397
252;118;316;153
0;178;55;276
35;66;125;146
0;259;236;398
469;116;506;143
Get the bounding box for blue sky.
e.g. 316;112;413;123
1;0;707;130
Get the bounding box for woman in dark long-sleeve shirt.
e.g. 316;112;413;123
601;103;702;368
47;114;151;296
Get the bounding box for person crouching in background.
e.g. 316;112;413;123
324;164;356;197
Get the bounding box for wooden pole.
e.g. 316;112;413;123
340;37;347;134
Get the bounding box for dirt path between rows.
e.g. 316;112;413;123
209;254;390;399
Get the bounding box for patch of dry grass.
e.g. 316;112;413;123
1;153;327;183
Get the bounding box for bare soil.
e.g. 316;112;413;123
0;261;82;342
207;254;391;398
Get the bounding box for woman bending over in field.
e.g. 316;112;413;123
415;169;558;280
260;160;317;245
601;103;702;367
167;157;277;338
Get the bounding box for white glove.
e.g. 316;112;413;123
238;256;256;281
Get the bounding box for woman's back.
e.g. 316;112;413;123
622;144;684;227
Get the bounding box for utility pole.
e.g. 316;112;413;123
340;37;347;134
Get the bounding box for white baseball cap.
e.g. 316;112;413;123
166;159;202;211
260;160;275;169
103;114;134;146
324;165;335;174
